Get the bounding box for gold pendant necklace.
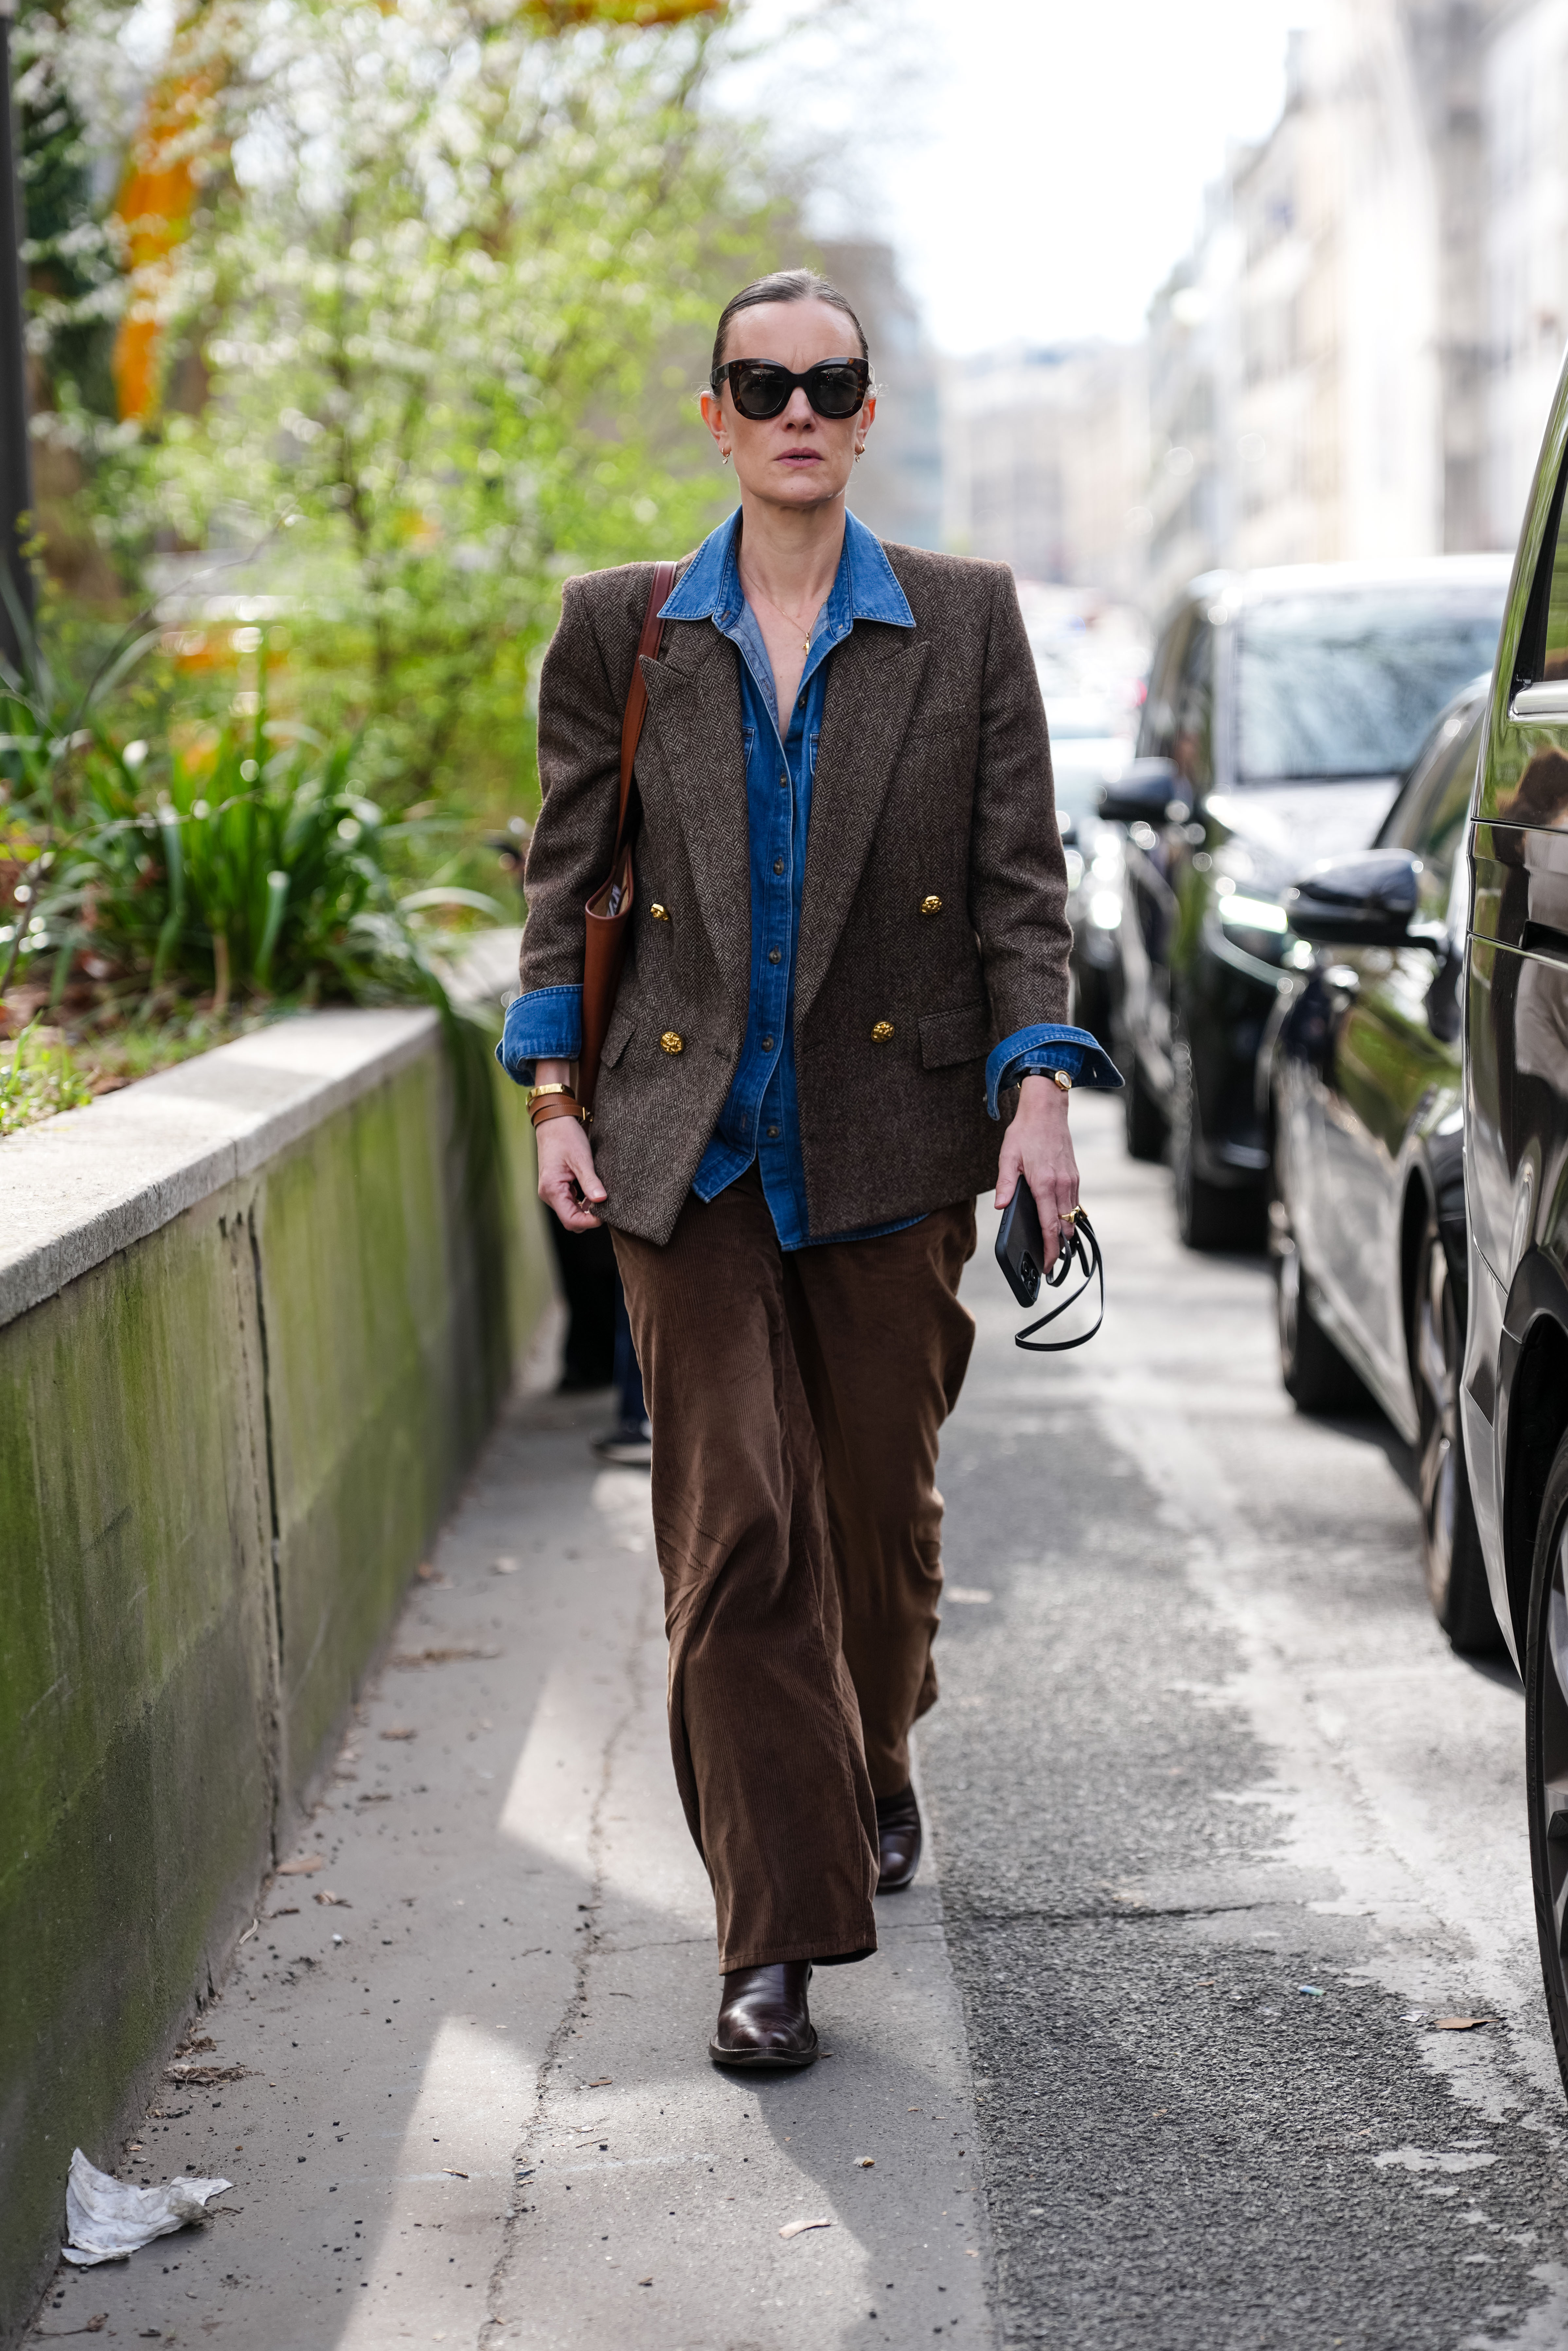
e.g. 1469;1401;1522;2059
742;566;817;663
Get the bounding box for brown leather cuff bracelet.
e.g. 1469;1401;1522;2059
528;1093;590;1129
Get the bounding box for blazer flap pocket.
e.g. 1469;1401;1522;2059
919;1004;992;1070
602;1004;637;1070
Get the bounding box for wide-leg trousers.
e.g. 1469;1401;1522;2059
613;1166;977;1972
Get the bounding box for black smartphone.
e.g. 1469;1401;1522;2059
995;1179;1045;1308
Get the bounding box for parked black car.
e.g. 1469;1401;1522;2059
1459;356;1568;2098
1103;561;1510;1248
1268;677;1498;1652
1045;693;1135;1044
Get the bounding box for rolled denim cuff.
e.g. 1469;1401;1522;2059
985;1022;1123;1119
495;984;583;1085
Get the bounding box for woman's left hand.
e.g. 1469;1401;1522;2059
996;1075;1080;1271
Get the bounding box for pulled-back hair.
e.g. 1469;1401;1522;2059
710;269;869;384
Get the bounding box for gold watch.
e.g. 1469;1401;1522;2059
1051;1069;1073;1094
526;1082;573;1110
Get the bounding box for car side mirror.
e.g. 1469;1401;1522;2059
1283;849;1420;947
1097;756;1179;827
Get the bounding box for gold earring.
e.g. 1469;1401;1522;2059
720;447;729;466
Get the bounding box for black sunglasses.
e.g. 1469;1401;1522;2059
710;356;871;421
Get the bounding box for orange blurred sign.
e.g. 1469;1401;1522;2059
110;16;228;423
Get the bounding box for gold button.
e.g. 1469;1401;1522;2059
871;1021;895;1043
920;894;942;915
650;903;670;922
659;1030;684;1055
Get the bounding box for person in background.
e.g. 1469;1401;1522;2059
494;825;627;1404
593;1283;652;1467
499;269;1117;2069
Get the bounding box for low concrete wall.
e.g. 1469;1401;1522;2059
0;1006;552;2342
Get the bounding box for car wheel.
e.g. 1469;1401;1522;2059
1410;1198;1500;1654
1171;1043;1264;1251
1523;1430;1568;2104
1121;1034;1166;1163
1275;1219;1369;1414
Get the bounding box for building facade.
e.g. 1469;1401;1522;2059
942;340;1148;600
1482;0;1568;545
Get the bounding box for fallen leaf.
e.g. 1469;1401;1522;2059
381;1726;417;1741
443;2168;469;2179
779;2217;833;2240
313;1889;350;1907
854;2156;874;2169
1433;2016;1492;2031
269;1906;299;1918
180;2037;216;2056
637;2276;653;2286
277;1854;325;1876
165;2061;254;2085
587;2076;613;2087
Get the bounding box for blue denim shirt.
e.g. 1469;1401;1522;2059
498;508;1121;1245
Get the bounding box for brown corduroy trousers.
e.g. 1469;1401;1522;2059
612;1167;977;1973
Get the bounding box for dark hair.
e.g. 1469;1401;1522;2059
710;268;869;384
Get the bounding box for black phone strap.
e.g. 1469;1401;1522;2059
1014;1207;1104;1352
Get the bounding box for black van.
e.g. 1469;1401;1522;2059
1105;561;1508;1247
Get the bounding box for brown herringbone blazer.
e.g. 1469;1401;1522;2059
519;541;1071;1245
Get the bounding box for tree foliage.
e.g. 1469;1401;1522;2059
72;0;782;812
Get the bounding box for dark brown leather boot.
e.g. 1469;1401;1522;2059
875;1784;922;1893
708;1962;817;2070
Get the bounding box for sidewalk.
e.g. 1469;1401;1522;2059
35;1369;991;2349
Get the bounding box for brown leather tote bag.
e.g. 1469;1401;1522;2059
578;559;678;1112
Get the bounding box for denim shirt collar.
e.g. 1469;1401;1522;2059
659;506;915;636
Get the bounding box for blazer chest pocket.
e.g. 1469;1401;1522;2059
919;1004;991;1070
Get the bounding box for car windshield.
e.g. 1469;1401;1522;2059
1236;589;1504;783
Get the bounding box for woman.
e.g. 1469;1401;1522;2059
500;268;1118;2067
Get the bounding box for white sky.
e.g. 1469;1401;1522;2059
790;0;1324;357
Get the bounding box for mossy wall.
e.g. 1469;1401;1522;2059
0;1022;550;2344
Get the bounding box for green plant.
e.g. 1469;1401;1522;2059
0;1013;93;1136
0;618;477;1016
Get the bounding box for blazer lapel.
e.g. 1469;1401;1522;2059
795;626;929;1031
638;621;752;1001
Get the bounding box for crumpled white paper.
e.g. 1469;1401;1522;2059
62;2148;233;2266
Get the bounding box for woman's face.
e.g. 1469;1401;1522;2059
701;298;875;515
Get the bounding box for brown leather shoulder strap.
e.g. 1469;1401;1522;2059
614;559;679;857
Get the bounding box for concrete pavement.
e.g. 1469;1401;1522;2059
30;1093;1568;2349
32;1359;989;2349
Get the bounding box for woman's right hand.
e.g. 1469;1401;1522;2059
536;1112;607;1231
